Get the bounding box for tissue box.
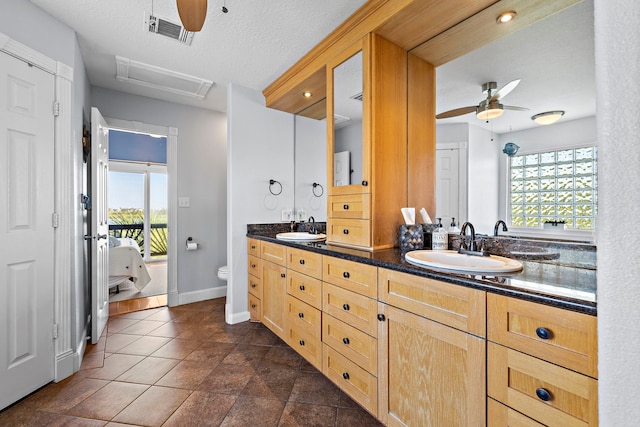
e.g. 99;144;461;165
399;224;423;251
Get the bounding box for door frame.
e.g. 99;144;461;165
436;141;468;225
104;118;178;305
0;32;76;382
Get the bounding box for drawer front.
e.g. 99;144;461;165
248;255;262;278
261;241;287;266
287;270;322;309
286;295;321;339
378;268;486;337
248;274;262;299
247;238;261;257
488;342;598;427
487;294;598;378
288;324;322;371
248;293;262;322
327;218;370;248
323;314;377;375
488;398;545;427
328;194;370;219
323;283;378;337
323;256;377;298
323;344;377;417
287;247;322;278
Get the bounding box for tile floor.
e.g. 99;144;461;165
0;298;383;427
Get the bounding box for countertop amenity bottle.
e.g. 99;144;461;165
432;218;448;250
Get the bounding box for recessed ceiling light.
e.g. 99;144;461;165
496;11;517;24
303;91;312;98
531;111;565;125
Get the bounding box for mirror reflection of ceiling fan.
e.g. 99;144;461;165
436;79;528;121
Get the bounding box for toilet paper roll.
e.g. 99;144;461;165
186;241;199;251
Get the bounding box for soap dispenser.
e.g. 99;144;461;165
449;217;461;233
432;218;448;251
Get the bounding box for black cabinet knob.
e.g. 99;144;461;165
298;312;304;318
280;273;286;278
299;285;305;291
299;340;305;346
377;314;386;321
536;388;552;401
342;303;350;311
361;180;368;186
343;204;349;210
251;264;256;268
299;259;305;265
343;272;350;279
251;304;256;309
251;283;256;288
343;229;349;234
251;245;256;250
343;337;350;345
536;327;552;340
342;372;350;380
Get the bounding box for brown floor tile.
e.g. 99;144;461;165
117;320;166;336
111;386;191;426
241;366;298;401
115;335;172;356
115;357;179;385
151;338;204;359
84;353;145;381
145;321;192;338
155;360;215;389
197;364;256;395
67;381;148;421
25;377;109;414
115;307;166;320
278;402;337;427
106;318;140;335
241;327;286;346
185;341;236;363
104;334;140;354
80;351;106;370
336;406;384;427
289;371;341;406
143;308;176;322
163;391;237;427
338;390;361;408
260;346;303;370
0;408;108;426
221;395;286;427
221;343;270;366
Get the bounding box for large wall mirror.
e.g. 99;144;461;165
294;113;327;221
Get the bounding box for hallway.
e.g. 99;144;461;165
0;298;382;426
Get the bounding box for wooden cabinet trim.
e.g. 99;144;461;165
323;256;378;298
323;283;378;337
287;270;322;309
261;241;287;266
286;247;323;277
323;313;378;375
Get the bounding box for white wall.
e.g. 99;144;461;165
595;0;640;423
226;84;294;323
335;121;363;185
92;87;228;300
467;124;499;234
295;115;327;221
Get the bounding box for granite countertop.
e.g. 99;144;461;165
247;226;597;316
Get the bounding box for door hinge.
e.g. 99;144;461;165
53;323;59;339
52;212;59;228
52;101;60;117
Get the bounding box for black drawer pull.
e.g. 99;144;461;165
377;314;386;321
343;204;349;210
251;304;256;309
342;372;350;380
251;283;256;288
299;340;305;346
536;327;552;340
251;245;256;250
536;388;552;401
251;264;256;268
299;285;305;291
298;312;304;318
299;259;305;265
361;180;368;186
343;229;349;234
342;303;350;311
343;337;350;345
343;272;350;279
280;273;286;278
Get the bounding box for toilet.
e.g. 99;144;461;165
217;265;228;281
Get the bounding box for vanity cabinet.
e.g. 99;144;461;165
247;239;263;321
487;294;598;426
377;268;487;426
259;241;288;339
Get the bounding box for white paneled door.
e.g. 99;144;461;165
0;52;55;409
90;107;110;344
436;148;461;226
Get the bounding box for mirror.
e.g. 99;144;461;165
332;50;363;187
294;113;327;221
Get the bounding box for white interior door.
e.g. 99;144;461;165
90;107;110;344
334;150;351;186
0;52;55;409
436;148;461;227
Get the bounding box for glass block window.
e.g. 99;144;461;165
509;146;597;230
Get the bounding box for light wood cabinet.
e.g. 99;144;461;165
261;260;287;339
247;238;263;321
286;294;322;370
323;256;377;298
487;398;545;427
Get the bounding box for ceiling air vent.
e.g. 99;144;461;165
145;12;194;45
350;92;363;102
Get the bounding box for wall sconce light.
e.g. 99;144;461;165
503;142;520;156
531;110;565;125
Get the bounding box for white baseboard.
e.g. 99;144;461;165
178;285;227;306
54;350;75;382
226;304;250;324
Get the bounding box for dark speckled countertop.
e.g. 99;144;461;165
247;223;597;316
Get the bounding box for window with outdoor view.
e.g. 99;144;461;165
509;146;597;230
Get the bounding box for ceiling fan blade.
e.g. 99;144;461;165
436;106;477;119
503;105;529;111
490;79;521;102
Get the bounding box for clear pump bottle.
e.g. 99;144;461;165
432;218;448;250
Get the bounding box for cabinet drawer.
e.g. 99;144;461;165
323;314;377;375
287;247;322;278
288;325;322;371
287;270;322;309
286;295;321;339
488;398;545;427
327;218;370;248
248;274;262;299
323;256;377;298
323;345;377;417
248;255;262;278
487;294;598;378
328;194;370;219
247;238;261;257
261;241;287;266
378;268;486;337
488;342;598;427
323;283;378;337
248;294;262;322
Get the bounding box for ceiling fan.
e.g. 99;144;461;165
436;79;528;121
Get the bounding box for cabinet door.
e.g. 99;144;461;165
378;303;486;427
261;260;287;339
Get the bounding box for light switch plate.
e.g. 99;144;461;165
178;197;190;208
281;208;293;221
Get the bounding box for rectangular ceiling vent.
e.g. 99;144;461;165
145;12;194;45
115;56;213;99
350;92;363;102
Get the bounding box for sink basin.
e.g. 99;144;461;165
276;232;326;242
404;250;523;274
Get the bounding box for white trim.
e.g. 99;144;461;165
226;304;250;324
179;286;227;306
0;34;58;74
436;141;468;223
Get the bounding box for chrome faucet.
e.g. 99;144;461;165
290;220;296;232
307;216;317;234
494;220;508;237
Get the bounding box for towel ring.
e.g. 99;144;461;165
312;182;324;197
269;179;282;196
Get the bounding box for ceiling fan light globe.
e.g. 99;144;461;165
476;102;504;120
531;110;565;125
